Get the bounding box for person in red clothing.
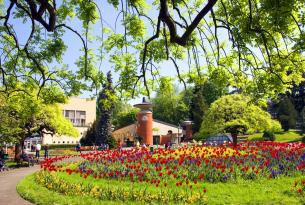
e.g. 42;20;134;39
117;139;123;151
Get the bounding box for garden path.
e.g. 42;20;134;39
0;165;40;205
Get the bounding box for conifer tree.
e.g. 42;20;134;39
96;72;117;148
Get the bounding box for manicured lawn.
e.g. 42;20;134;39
17;174;121;205
247;130;303;142
18;143;305;204
18;172;305;205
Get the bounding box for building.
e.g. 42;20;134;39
25;97;96;148
112;119;183;146
112;98;191;146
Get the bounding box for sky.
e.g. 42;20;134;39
3;1;229;105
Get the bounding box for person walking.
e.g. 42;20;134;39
35;143;41;159
44;144;49;159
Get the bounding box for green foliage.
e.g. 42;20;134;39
262;131;275;141
0;87;78;144
188;80;228;133
106;135;117;149
124;14;146;38
80;121;97;146
2;0;305;119
199;94;282;136
112;108;138;129
277;97;298;131
96;72;116;145
152;77;189;125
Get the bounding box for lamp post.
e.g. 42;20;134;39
178;124;182;144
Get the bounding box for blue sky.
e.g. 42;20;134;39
3;1;225;104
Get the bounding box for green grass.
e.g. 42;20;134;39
17;174;124;205
18;171;305;205
48;149;78;156
247;129;303;142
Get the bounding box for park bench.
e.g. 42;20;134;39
18;153;35;167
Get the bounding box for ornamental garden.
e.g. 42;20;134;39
17;141;305;204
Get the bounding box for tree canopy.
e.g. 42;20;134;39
199;94;281;145
1;0;305;100
0;87;78;159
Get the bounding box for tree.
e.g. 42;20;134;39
0;89;78;160
199;94;281;146
188;80;228;133
277;96;298;131
112;108;139;129
96;71;117;148
1;0;305;100
152;77;189;125
80;120;97;146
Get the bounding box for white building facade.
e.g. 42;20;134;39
42;97;96;145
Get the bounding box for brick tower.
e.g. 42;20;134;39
134;97;153;145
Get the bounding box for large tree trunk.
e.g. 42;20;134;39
14;139;24;162
231;133;238;147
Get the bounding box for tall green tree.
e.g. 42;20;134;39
152;77;189;125
200;94;281;146
277;96;298;131
112;108;139;129
96;71;117;148
188;80;228;133
0;88;78;160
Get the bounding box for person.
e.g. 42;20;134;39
35;143;41;159
44;144;49;159
0;147;4;160
31;144;35;152
117;140;123;151
165;141;171;149
21;149;34;167
75;143;81;153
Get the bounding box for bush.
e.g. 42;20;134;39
48;144;77;150
106;135;117;149
194;132;209;142
302;136;305;144
262;131;275;141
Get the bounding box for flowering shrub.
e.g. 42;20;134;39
35;171;207;204
38;141;305;203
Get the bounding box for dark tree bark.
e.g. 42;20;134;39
231;133;238;147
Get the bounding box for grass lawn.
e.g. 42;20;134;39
17;174;120;205
18;172;305;205
247;129;303;142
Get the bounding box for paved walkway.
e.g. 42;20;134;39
0;165;40;205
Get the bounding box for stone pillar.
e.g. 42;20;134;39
136;111;153;145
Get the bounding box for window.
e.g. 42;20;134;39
53;141;56;144
75;111;86;126
67;141;69;144
58;141;60;144
65;110;75;118
62;141;65;144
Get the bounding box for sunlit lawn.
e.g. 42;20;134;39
18;172;305;205
247;129;303;142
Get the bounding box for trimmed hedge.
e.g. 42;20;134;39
48;144;77;150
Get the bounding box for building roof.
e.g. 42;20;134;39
112;119;182;137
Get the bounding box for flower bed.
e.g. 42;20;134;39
37;141;305;204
